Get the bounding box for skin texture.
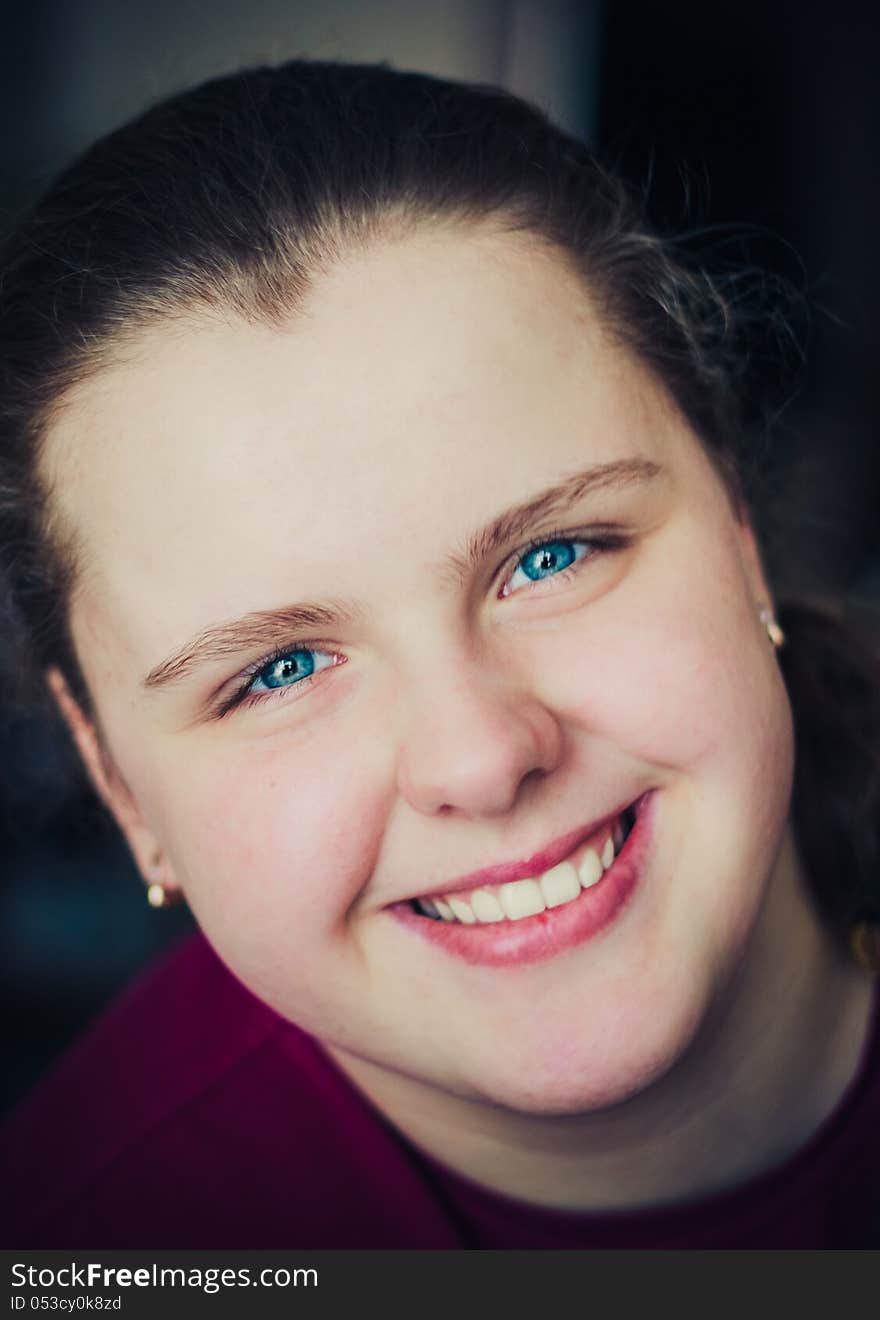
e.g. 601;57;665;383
44;228;874;1210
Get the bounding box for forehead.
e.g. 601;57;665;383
44;227;689;660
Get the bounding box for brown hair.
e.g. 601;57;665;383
0;59;876;949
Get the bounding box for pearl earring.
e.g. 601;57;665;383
759;607;785;649
850;916;880;974
145;851;181;908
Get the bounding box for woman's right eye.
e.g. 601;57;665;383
249;649;334;693
217;646;341;717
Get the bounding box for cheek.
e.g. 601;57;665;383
530;533;796;923
152;729;391;970
534;529;789;777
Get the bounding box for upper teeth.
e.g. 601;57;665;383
416;815;629;926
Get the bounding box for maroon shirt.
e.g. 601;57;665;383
3;932;878;1248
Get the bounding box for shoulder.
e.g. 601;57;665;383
1;935;283;1237
1;933;460;1248
1;935;308;1244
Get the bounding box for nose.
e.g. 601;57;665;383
395;661;564;817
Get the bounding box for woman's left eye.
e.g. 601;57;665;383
503;538;596;595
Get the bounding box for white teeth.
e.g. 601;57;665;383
447;896;476;924
470;888;505;923
579;847;603;889
498;878;546;921
539;860;581;908
418;813;633;925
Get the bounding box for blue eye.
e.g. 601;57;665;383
506;538;592;592
249;648;334;693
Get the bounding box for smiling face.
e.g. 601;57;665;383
44;226;798;1115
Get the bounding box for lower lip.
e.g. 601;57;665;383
389;792;655;968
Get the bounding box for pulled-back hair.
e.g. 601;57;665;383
0;59;876;953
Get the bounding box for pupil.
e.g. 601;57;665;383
524;540;575;580
264;651;314;687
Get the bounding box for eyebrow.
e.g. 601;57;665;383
142;457;664;693
143;602;360;691
448;456;664;580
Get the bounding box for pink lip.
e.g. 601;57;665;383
389;791;655;968
403;805;631;906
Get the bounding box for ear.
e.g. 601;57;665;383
45;666;181;898
735;518;775;612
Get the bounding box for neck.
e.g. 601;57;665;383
325;825;876;1212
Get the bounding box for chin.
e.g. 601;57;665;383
472;1056;675;1119
464;989;712;1119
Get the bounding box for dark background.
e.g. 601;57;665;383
2;0;878;1115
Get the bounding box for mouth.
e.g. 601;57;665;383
390;794;652;968
410;804;637;926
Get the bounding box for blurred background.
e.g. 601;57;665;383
2;0;878;1115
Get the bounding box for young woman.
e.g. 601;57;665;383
1;59;878;1249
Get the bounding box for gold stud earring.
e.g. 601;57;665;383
850;916;880;974
759;607;785;650
145;851;181;908
146;882;183;908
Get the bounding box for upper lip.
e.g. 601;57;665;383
400;802;633;905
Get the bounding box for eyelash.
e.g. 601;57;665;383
215;646;342;719
216;526;630;717
496;527;630;598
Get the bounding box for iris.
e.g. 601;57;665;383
518;540;578;581
256;650;316;690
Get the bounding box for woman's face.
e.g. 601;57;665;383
46;227;795;1114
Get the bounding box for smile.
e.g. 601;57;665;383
391;794;653;968
414;806;636;925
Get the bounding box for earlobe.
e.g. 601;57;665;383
734;523;785;649
44;666;181;899
736;520;774;609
